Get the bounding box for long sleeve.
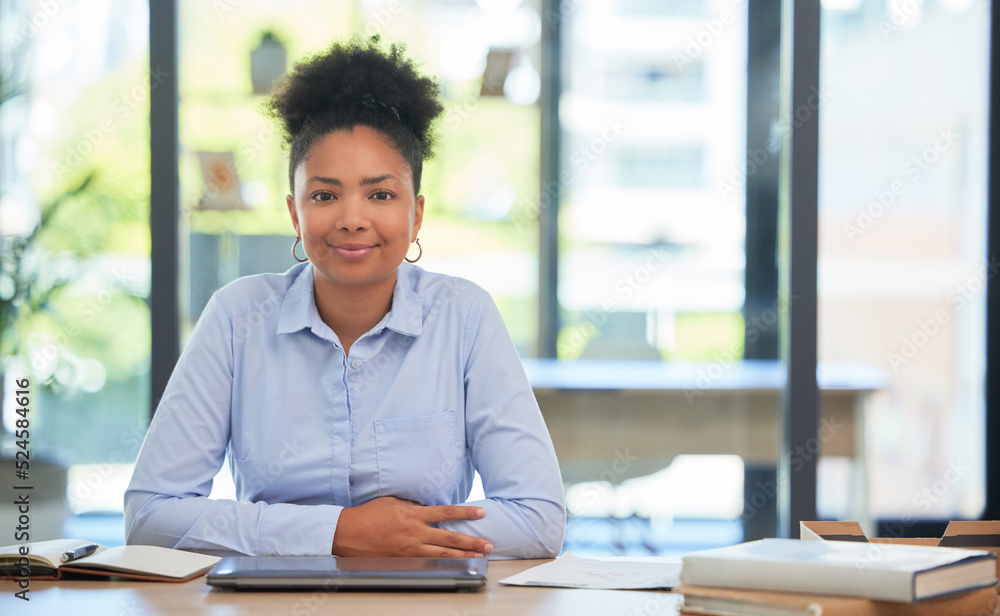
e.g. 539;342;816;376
436;292;566;559
123;292;341;556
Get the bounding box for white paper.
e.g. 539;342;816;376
498;553;682;589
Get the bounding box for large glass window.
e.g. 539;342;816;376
0;0;151;541
554;1;753;553
818;0;989;522
558;0;747;362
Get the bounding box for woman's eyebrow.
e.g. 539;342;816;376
360;173;401;186
306;174;401;186
307;175;341;186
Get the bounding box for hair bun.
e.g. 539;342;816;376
264;36;442;158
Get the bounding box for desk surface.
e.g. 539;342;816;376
1;559;682;615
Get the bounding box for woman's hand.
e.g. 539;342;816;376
331;496;494;557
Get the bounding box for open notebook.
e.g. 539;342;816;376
0;539;221;582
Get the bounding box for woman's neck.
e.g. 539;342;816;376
312;270;397;356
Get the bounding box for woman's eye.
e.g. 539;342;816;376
371;191;393;201
312;192;335;202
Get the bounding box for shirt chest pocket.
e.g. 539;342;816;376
374;410;460;505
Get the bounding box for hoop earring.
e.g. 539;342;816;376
404;238;422;264
291;237;308;263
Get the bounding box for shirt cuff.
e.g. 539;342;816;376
258;503;343;556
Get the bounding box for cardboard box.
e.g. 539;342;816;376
801;520;1000;586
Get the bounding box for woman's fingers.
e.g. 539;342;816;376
419;505;494;554
421;504;486;522
426;527;493;555
332;497;492;557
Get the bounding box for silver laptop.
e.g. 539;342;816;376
205;556;488;591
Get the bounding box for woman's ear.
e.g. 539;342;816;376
286;194;300;237
412;194;425;241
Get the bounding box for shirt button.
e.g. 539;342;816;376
351;360;361;369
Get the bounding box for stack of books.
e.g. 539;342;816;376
677;537;999;615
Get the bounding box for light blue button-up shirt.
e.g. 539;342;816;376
124;262;565;558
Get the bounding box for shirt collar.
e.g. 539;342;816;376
275;263;424;339
276;263;323;336
381;262;423;338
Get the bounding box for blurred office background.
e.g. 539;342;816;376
0;0;990;554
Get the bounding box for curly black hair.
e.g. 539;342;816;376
263;36;444;194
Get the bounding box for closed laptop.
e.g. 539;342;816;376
205;556;488;591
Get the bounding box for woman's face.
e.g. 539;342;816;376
286;126;423;292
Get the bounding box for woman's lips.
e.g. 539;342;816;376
330;243;376;260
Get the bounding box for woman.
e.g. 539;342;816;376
124;38;565;559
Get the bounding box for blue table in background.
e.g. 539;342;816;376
522;359;885;539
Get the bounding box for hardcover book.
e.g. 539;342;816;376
679;583;1000;615
679;538;997;603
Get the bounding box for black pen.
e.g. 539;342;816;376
61;543;100;563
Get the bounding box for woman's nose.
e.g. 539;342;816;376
336;196;370;232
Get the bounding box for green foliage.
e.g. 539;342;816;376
1;171;150;390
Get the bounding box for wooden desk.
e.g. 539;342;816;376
0;560;682;615
523;359;884;534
